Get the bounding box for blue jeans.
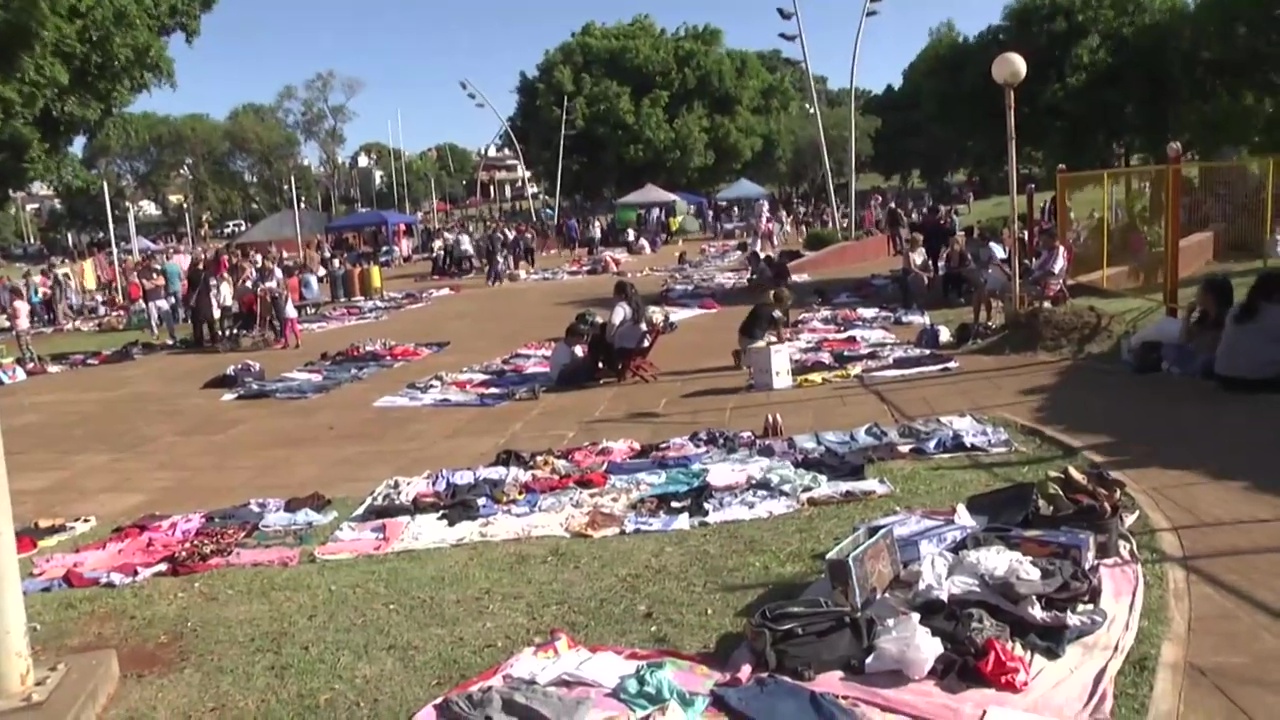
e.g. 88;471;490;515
330;270;346;302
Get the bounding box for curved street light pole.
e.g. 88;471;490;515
781;1;839;228
848;0;881;233
461;79;537;223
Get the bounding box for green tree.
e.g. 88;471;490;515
224;102;307;213
276;70;364;204
507;16;805;199
425;142;477;202
0;0;218;194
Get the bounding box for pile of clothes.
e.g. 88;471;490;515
718;464;1141;719
296;289;449;333
372;306;713;408
657;242;809;306
314;415;1013;559
413;633;884;720
520;251;630;282
778;307;957;386
23;493;337;594
222;339;449;400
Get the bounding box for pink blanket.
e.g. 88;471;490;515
726;557;1143;720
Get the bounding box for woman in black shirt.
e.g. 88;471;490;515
732;288;791;368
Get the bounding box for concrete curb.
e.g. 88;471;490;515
995;413;1190;720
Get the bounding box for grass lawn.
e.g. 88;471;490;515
24;426;1166;719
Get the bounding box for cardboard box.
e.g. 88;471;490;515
967;526;1097;569
862;513;976;565
824;526;902;609
746;344;793;391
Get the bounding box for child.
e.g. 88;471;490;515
549;324;596;387
7;287;36;365
276;289;302;350
217;274;234;335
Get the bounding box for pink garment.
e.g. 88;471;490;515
210;547;301;568
565;441;641;468
725;557;1143;720
9;300;30;332
33;512;206;579
314;519;406;560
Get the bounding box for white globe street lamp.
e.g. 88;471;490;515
991;51;1028;306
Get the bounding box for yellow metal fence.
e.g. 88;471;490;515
1056;157;1276;303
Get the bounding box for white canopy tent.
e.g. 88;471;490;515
616;183;681;206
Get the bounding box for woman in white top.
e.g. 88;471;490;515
1214;270;1280;392
606;279;648;361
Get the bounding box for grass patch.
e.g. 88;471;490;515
0;329;180;358
23;429;1166;718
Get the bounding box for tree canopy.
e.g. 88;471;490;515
506;15;876;200
0;0;219;194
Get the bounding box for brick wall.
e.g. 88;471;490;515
789;235;893;275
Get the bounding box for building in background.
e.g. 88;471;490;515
476;145;540;203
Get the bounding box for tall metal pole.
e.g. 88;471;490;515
101;180;123;304
429;175;439;229
0;413;34;699
848;0;875;233
791;0;840;225
126;203;139;259
290;173;304;258
397;109;411;213
387;122;399;212
554;95;568;226
463;79;537;223
1004;86;1021;305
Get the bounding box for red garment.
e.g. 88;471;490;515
286;276;301;303
239;292;257;313
15;535;36;556
976;638;1029;692
126;281;143;303
523;472;608;494
819;339;862;351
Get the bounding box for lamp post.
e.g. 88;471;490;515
848;0;882;232
1165;140;1183;317
553;96;577;226
179;160;195;248
991;51;1028;307
460;79;537;222
777;2;839;229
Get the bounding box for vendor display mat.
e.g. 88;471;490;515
315;415;1012;560
372;306;717;408
222;340;449;401
726;553;1143;720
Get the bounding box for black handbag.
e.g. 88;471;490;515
746;598;874;681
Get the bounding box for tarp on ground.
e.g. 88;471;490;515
616;183;681;206
232;210;329;246
715;178;771;202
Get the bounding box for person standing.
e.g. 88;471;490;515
7;287;36;365
162;249;185;323
484;224;506;287
138;254;177;342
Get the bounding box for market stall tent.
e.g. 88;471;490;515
715;178;771;202
232;210;330;255
615;183;682;206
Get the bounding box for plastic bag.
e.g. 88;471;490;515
863;612;945;681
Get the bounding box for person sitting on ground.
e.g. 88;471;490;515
940;234;974;304
1163;275;1234;377
1026;227;1068;300
763;255;792;290
901;233;932;308
732;288;792;368
605;280;648;368
549;324;599;388
1212;270;1280;392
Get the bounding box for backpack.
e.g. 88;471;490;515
746;598;874;680
914;324;952;350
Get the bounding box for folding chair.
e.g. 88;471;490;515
618;327;663;383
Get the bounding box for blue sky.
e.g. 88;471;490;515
133;0;1005;153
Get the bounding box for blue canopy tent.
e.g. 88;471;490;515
674;191;707;207
325;209;420;234
714;178;771;202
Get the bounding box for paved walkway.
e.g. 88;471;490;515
3;251;1274;718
